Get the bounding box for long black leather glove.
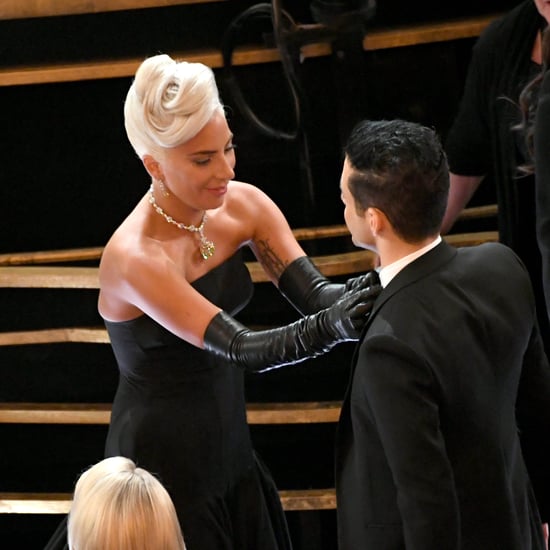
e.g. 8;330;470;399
203;281;381;373
278;255;379;315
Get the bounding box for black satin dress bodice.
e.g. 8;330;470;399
103;251;292;550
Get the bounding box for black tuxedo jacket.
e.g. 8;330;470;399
336;241;550;549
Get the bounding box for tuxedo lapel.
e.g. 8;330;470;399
340;241;457;411
374;241;456;314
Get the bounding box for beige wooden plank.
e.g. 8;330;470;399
0;15;499;86
0;50;219;86
0;203;497;267
0;250;374;287
457;204;498;220
0;227;351;266
0;488;336;513
0;401;342;425
246;250;374;283
0;0;223;20
279;488;336;511
0;493;71;514
444;231;499;247
363;14;496;50
246;401;341;424
0;266;99;288
0;234;494;289
0;327;109;346
0;247;103;266
292;224;350;241
0;403;112;424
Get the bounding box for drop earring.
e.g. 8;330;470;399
158;180;170;198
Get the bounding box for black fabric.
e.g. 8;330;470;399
204;275;380;373
42;251;292;550
103;251;291;550
42;517;68;550
278;255;344;315
336;241;550;549
445;0;550;349
445;0;543;249
535;72;550;327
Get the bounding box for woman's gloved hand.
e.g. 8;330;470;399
278;255;379;315
204;277;381;372
342;270;381;296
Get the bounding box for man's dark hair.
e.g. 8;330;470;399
344;119;449;243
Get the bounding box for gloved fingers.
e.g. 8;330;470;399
345;284;382;307
344;270;381;294
348;300;376;322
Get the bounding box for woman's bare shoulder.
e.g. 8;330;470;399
224;180;278;216
100;215;170;284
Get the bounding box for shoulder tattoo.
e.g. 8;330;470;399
256;239;288;280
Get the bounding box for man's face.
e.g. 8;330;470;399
340;158;375;251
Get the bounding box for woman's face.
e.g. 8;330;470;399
534;0;550;24
160;111;236;212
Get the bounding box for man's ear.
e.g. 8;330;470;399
142;155;163;181
367;207;384;237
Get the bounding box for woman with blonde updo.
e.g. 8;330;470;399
93;54;379;549
68;456;186;550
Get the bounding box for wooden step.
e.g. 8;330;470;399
0;15;499;86
0;205;499;267
0;487;336;513
0;327;110;346
0;0;224;20
0;401;342;425
0;250;375;287
444;231;498;247
0;232;498;288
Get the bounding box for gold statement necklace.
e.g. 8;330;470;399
148;185;215;260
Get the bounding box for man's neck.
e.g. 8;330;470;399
378;235;438;268
376;234;441;288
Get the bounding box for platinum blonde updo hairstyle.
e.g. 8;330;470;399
68;456;186;550
124;54;224;159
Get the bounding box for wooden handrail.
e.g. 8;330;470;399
279;488;336;511
0;266;99;288
457;204;498;220
0;0;224;20
0;493;71;514
0;247;104;266
0;204;498;267
0;327;109;346
0;233;498;347
0;224;353;266
444;231;498;247
0;250;374;287
248;250;373;282
0;488;336;513
0;15;499;86
0;232;498;288
0;401;342;425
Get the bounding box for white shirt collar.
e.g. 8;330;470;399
378;235;442;288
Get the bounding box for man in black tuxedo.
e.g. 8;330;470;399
336;119;550;549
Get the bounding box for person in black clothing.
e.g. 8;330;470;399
41;53;380;550
534;32;550;327
337;118;550;549
517;24;550;327
442;0;550;347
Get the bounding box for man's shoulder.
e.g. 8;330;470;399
458;241;517;261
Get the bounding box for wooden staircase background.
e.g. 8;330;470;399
0;1;507;548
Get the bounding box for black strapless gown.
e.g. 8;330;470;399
44;252;292;550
